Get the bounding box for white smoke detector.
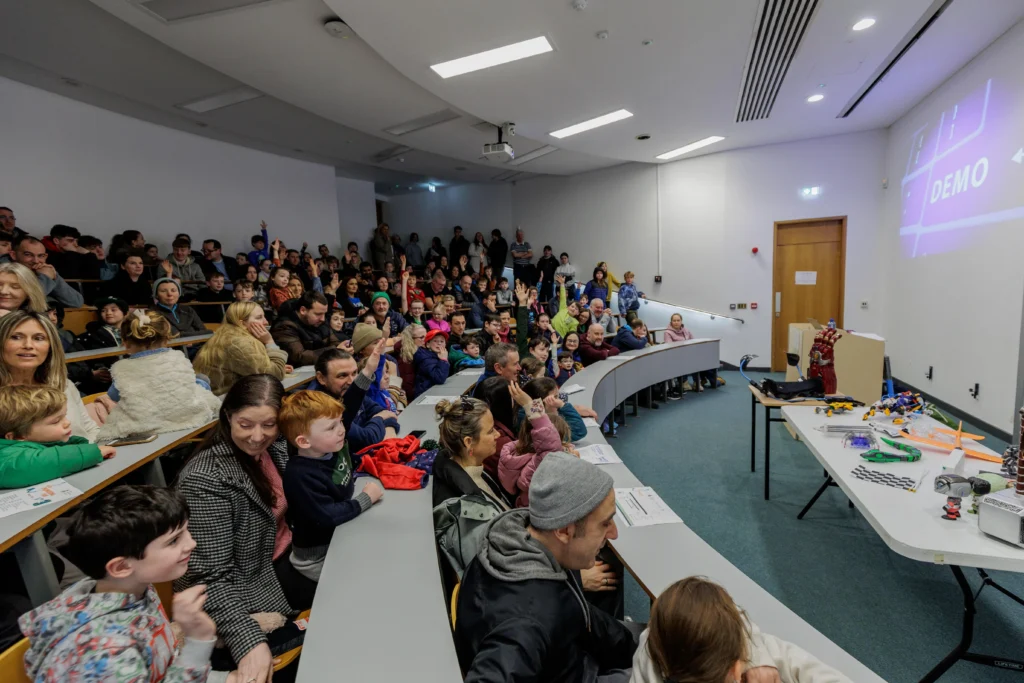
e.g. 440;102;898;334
324;19;354;39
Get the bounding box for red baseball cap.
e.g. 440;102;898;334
425;329;448;344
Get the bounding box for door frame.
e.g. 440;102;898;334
770;216;847;371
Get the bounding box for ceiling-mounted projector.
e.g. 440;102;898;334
483;142;514;160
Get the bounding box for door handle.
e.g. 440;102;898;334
775;292;781;318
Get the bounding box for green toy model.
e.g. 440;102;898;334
880;437;922;457
860;449;921;463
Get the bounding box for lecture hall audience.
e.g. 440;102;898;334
1;201;752;683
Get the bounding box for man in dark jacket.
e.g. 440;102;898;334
152;277;207;337
449;225;470;264
369;291;407;333
309;347;399;453
579;324;621;367
612;321;649;352
271;291;348;366
488;229;508;275
536;245;559;303
455;452;637;682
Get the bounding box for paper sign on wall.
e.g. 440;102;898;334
795;271;817;285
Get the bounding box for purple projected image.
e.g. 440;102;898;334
899;78;1024;258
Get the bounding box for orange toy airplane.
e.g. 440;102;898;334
899;421;1002;463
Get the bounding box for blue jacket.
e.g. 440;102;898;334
413;346;450;399
617;283;644;316
281;452;371;551
583;280;609;304
247;225;269;266
309;372;400;453
612;326;648;352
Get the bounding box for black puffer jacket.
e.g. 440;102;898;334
455;509;635;683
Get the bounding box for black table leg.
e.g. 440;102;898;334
918;566;1024;682
750;393;757;473
764;405;771;500
797;476;835;519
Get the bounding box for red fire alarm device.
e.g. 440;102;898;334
750;302;758;310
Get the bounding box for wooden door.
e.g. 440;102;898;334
771;217;846;371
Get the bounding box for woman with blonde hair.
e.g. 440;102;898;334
395;323;426;398
0;310;101;441
0;261;48;316
193;302;292;396
97;309;220;441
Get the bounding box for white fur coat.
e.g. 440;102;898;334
97;349;221;442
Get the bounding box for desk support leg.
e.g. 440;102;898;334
14;530;60;605
797;476;834;519
763;406;771;500
918;565;1024;682
142;457;166;487
750;394;756;473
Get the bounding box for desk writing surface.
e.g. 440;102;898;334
0;368;314;554
65;334;213;363
784;406;1024;572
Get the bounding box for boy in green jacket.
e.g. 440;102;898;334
0;385;115;489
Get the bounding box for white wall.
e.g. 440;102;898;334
0;76;341;256
335;176;377;251
881;20;1024;433
386;183;512;250
512;131;889;364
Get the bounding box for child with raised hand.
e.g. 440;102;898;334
0;385;115;489
498;381;573;507
279;390;384;581
518;377;589;442
633;576;851;683
98;310;221;441
20;485;228;683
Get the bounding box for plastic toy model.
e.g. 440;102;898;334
816;402;855;417
860;449;921;463
808;329;841;394
842;431;877;450
879;437;921;457
935;474;973;520
900;421;1002;464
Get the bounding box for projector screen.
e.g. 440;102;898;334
899;78;1024;258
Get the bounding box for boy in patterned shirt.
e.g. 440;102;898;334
20;485;224;682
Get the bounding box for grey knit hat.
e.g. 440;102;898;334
529;452;614;530
152;277;180;299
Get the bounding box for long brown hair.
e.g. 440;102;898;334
0;310;66;391
194;374;284;508
647;577;749;683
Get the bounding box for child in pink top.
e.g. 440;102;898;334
665;313;707;397
498;385;576;507
424;302;451;335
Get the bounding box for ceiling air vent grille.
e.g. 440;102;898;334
130;0;275;23
735;0;819;122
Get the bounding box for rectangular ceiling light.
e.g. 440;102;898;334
656;135;725;160
177;86;263;113
550;109;633;139
431;36;553;79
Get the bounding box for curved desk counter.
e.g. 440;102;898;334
298;340;885;683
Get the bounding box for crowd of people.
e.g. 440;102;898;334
0;206;844;683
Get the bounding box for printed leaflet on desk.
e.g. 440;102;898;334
582;417;601;428
615;487;682;527
0;478;81;519
561;384;586;395
577;444;622;465
417;395;463;406
457;368;484;376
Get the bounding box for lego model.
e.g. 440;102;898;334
808;329;841;395
978;409;1024;546
934;474;974;520
815;401;856;417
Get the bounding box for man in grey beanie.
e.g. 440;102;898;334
454;452;637;683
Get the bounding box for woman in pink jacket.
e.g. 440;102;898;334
497;383;575;507
664;312;710;397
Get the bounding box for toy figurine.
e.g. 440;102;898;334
1003;445;1020;479
968;473;1009;514
808;328;841;394
935;474;972;520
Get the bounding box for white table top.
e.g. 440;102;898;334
300;340;885;683
65;333;213;363
783;406;1024;572
0;367;315;554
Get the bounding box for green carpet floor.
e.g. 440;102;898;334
615;370;1024;683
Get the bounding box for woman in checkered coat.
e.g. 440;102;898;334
175;374;316;682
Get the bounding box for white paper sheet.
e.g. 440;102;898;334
614;487;683;527
577;444;622;465
0;479;81;519
457;368;484;376
416;395;463;406
582;417;601;428
795;271;817;285
561;383;586;395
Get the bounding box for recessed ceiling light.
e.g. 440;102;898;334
550;109;633;139
807;94;825;103
655;135;725;160
430;36;552;79
852;17;876;31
